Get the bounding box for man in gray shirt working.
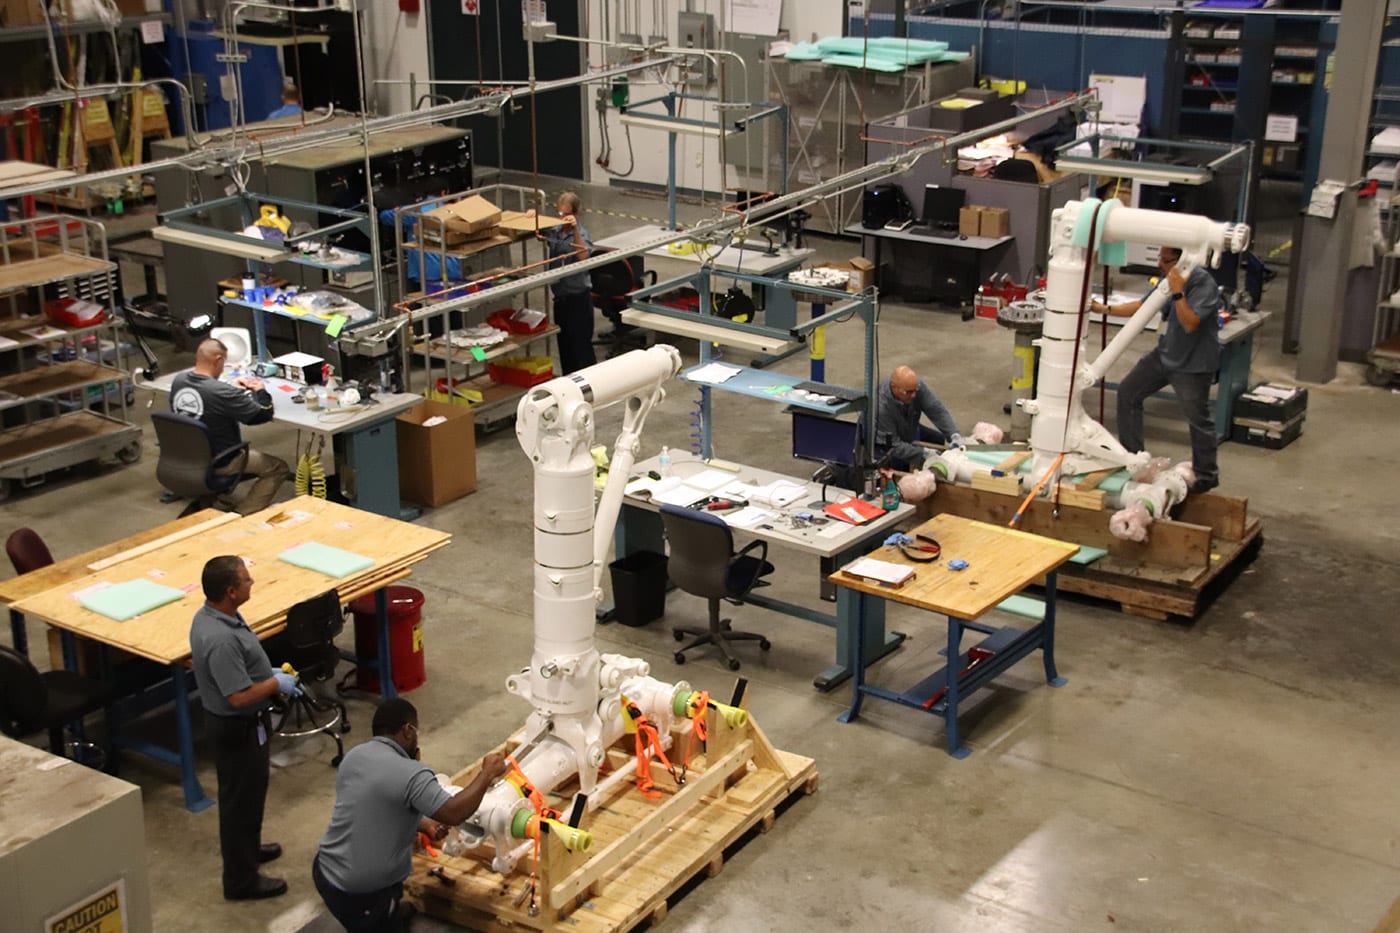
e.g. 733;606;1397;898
170;338;287;514
190;555;301;900
1092;245;1223;493
873;364;962;471
313;698;509;931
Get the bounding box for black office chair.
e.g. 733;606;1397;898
659;504;775;671
0;644;115;768
266;589;350;767
151;411;250;517
591;249;654;357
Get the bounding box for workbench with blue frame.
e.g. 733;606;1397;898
831;513;1079;758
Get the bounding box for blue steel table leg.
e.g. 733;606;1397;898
816;583;902;691
170;664;214;812
1042;571;1067;687
944;615;971;759
1215;331;1254;440
376;587;397;699
836;591;868;724
9;608;27;658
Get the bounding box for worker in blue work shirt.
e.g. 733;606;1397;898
313;698;509;931
170;338;287;514
537;191;596;374
1092;245;1222;494
267;85;303;120
873;364;962;471
190;555;302;901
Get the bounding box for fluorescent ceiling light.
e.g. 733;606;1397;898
619;309;795;354
618;114;740;139
1055;157;1211;186
152;225;291;262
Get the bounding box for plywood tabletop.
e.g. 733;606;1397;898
11;497;451;664
828;513;1079;621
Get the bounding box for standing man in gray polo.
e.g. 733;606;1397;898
190;555;301;901
313;698;509;931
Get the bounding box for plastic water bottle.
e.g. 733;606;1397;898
658;446;672;477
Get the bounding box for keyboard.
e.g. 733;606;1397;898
794;381;866;403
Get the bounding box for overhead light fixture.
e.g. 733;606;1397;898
152;225;292;262
1054;157;1212;186
619;309;795;354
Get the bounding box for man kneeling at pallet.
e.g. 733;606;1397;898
313;699;509;931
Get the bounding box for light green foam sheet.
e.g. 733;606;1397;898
278;542;376;578
80;579;187;621
822;54;906;72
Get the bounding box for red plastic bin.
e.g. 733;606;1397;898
349;586;426;692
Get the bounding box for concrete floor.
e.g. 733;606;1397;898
4;178;1400;932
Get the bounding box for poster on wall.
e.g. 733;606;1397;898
726;0;781;36
46;879;128;933
461;0;478;13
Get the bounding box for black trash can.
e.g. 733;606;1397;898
609;551;669;627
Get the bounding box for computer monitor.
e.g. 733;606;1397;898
791;410;860;468
922;184;966;228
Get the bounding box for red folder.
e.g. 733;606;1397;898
822;497;886;525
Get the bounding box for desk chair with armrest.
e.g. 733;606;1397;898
591;249;654;357
265;589;350;766
151;411;250;517
660;504;775;671
0;644;116;769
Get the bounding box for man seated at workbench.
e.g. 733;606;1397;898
170;338;288;515
873;364;963;471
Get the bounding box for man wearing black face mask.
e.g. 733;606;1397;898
313;698;509;931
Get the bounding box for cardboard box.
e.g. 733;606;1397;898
0;0;47;27
959;205;984;237
979;206;1010;239
422;195;502;245
813;257;875;292
397;400;477;507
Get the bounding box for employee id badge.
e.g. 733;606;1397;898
257;722;268;746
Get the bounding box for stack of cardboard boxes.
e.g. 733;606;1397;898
958;205;1011;239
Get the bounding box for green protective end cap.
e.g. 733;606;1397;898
674;690;696;718
511;807;533;839
929;460;950;479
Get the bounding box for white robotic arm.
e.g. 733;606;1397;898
1024;201;1249;484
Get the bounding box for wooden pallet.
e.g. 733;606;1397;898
405;710;817;932
918;482;1262;621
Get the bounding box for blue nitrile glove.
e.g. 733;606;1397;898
949;433;966;449
884;533;913;547
274;671;302;697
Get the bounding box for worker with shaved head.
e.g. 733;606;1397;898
873;364;962;471
170;338;287;514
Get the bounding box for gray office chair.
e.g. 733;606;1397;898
659;504;775;671
151;412;250;516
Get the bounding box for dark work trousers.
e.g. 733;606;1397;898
554;289;597;375
208;711;271;896
1116;349;1219;487
313;855;406;932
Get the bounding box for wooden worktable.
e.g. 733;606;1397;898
12;496;450;665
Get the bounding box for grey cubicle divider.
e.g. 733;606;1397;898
862;100;1086;284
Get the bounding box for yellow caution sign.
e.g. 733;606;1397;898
1012;344;1035;391
412;622;424;653
47;880;127;933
